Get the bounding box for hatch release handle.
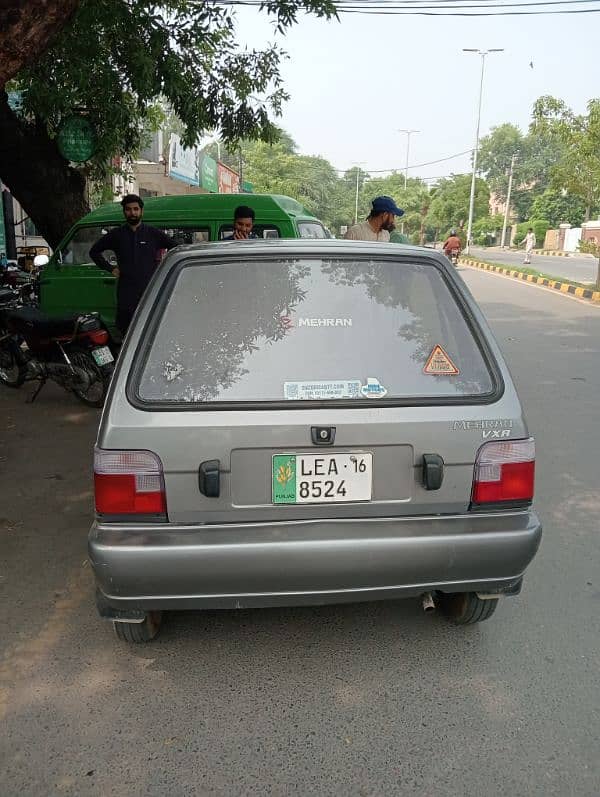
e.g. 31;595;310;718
422;454;444;491
199;460;220;498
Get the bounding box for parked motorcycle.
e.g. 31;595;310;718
0;305;115;407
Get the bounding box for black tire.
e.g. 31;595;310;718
69;349;112;408
438;592;498;625
0;339;26;388
113;612;163;643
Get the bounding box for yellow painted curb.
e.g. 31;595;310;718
458;258;600;305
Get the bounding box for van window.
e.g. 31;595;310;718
136;257;496;405
162;228;210;245
59;225;119;266
298;221;327;239
218;224;280;240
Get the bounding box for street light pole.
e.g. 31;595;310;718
398;129;419;234
463;48;503;254
501;153;517;249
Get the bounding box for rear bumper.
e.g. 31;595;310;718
89;510;541;613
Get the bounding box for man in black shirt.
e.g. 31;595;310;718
90;194;175;335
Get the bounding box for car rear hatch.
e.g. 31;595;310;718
106;249;526;524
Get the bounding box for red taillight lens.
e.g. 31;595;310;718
94;449;166;516
472;439;535;506
88;330;109;345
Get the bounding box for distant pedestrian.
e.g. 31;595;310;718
90;194;175;336
0;252;7;270
344;196;404;242
521;227;536;265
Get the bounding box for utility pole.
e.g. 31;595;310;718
352;163;366;225
398;129;419;235
463;48;504;254
501;153;516;249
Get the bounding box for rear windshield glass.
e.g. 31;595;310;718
136;257;495;404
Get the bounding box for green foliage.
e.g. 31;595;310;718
472;214;505;246
425;174;489;233
514;220;550;249
13;0;337;183
530;190;586;228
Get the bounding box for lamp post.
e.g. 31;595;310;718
463;48;503;254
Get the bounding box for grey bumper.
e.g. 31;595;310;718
89;511;541;612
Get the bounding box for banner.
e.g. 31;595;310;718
217;162;240;194
168;134;200;186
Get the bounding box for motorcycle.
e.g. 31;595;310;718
445;248;460;266
0;304;115;407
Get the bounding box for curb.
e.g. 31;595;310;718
459;258;600;304
532;249;570;257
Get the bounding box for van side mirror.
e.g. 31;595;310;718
33;254;50;268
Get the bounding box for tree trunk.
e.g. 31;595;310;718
0;1;80;88
0;91;89;249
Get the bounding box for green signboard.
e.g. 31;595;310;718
241;180;254;194
57;116;97;162
200;154;219;193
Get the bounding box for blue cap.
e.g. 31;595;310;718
371;195;404;217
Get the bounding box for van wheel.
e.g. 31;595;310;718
438;592;498;625
113;611;163;643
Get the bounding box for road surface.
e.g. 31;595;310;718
469;246;598;285
1;269;599;796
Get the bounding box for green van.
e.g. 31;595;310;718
39;193;329;330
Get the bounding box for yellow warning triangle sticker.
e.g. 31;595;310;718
424;345;460;375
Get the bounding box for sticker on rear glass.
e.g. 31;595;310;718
424;345;459;375
284;380;362;401
360;377;388;399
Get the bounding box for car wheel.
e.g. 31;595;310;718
438;592;498;625
113;611;163;643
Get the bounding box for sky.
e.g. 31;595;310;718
233;4;600;182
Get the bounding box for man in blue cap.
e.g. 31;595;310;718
344;196;404;242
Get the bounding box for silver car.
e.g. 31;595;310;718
89;240;541;642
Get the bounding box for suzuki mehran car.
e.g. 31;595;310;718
89;240;541;642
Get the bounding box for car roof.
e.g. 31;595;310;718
80;193;319;225
162;238;445;262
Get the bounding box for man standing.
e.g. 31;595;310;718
223;205;257;240
90;194;175;335
521;227;536;265
344;196;404;242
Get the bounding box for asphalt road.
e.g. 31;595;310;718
1;268;599;796
469;246;599;285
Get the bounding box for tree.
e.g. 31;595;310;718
0;0;336;247
533;96;600;221
425;174;489;236
0;1;79;87
529;189;586;228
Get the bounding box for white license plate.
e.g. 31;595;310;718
92;346;114;366
272;453;372;504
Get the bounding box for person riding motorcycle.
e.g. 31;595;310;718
442;231;462;262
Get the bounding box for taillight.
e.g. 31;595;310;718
87;330;109;345
94;449;166;517
471;438;535;507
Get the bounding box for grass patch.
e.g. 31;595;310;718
460;256;592;290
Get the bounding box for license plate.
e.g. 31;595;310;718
272;453;372;504
92;346;114;366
